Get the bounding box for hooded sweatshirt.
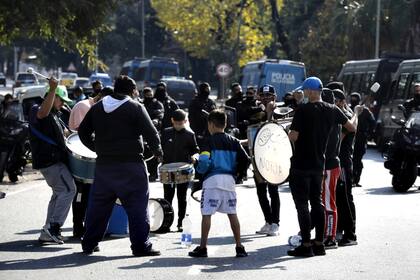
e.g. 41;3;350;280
78;96;161;163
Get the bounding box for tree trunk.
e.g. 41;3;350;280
269;0;290;58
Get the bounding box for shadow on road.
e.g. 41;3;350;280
0;239;71;253
119;244;295;272
0;252;129;271
364;186;420;195
185;234;269;247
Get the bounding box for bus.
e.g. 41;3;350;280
240;59;306;102
120;57;180;89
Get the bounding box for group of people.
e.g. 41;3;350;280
26;71;379;259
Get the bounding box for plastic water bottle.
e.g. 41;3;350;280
288;234;302;247
181;214;192;248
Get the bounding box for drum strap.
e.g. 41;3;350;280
29;125;58;146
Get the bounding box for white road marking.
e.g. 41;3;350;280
5;182;45;196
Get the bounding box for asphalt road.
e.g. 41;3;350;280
0;149;420;280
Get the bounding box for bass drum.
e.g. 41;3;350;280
148;198;174;233
253;122;293;185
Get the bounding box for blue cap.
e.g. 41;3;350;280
302;77;323;91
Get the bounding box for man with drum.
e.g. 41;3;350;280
29;78;77;244
78;75;162;256
161;109;199;232
68;86;113;238
252;85;281;237
287;77;361;257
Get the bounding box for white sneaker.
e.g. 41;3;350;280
256;223;271;234
267;223;279;236
38;226;64;244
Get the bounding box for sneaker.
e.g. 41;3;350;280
82;246;100;255
267;223;279;236
287;244;314;257
188;246;208;258
312;243;326;256
256;223;271;234
235;245;248;257
133;249;161;257
40;225;64;244
323;238;338;249
338;238;358;247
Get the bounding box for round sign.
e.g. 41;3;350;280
253;122;293;185
216;63;232;78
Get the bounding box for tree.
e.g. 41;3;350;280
150;0;275;68
0;0;122;69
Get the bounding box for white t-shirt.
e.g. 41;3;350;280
203;174;236;192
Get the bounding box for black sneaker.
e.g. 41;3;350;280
312;243;326;256
287;245;314;257
338;238;358;247
188;246;208;258
133;249;161;257
235;245;248;257
323;238;338;249
83;246;100;255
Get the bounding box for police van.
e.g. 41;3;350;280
120;57;180;89
240;59;306;101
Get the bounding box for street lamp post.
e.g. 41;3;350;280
375;0;381;58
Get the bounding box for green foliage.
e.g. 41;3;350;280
150;0;277;67
0;0;121;69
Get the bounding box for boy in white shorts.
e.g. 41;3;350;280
188;110;250;258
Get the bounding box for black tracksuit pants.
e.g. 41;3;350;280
337;164;357;240
163;182;188;227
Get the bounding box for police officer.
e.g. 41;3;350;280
154;82;179;131
188;82;217;149
142;87;165;181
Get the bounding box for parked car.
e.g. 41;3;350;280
14;72;39;88
0;72;6;87
89;72;113;87
59;72;78;88
160;76;197;109
74;77;90;88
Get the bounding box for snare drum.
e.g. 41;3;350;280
148;198;174;233
159;162;195;185
66;133;97;183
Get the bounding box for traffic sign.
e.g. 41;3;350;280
216;63;232;78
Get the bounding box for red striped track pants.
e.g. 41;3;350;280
322;167;340;239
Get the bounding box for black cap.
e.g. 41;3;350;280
156;82;167;89
321;88;335;104
333;89;346;101
326;81;345;93
258;84;276;95
350;92;361;101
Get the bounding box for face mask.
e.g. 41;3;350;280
94;88;102;94
155;88;166;100
350;100;359;108
144;97;153;103
303;96;309;104
246;96;254;101
415;94;420;102
199;90;210;99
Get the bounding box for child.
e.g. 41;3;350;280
161;109;199;232
188;109;250;258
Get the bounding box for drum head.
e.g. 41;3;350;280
148;199;165;232
66;133;97;159
253;122;292;185
159;162;192;172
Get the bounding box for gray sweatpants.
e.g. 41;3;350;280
40;162;76;227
